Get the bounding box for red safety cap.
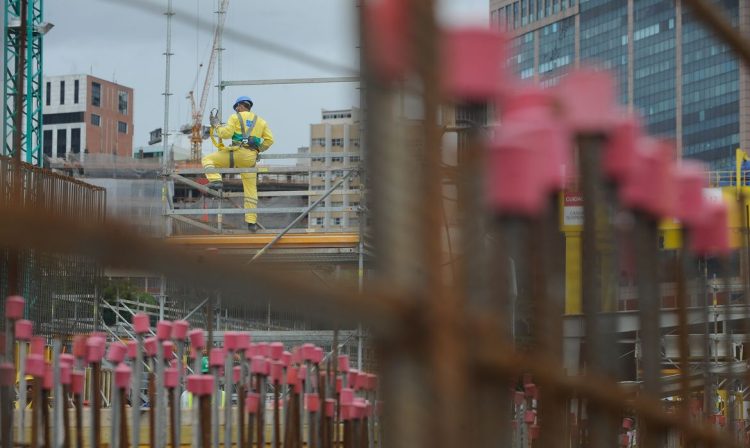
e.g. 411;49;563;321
156;320;173;341
337;355;350;373
223;331;241;351
619;139;676;218
60;363;72;386
340;388;355;405
42;364;53;390
270;342;284;360
691;200;731;256
72;335;87;358
233;366;242;384
71;370;86;395
556;68;619;133
0;363;14;386
250;355;268;375
257;342;271;358
144;337;158;358
115;363;133;389
126;340;137;360
106;341;127;364
245;391;260;414
305;393;320;412
325;398;336;417
312;347;324;364
441;27;508;102
132;313;150;335
675;161;708;227
172;320;189;340
209;348;225;368
282;351;292;368
364;0;410;82
603;115;642;183
5;295;25;321
163;340;175;359
188;329;205;350
14;319;32;341
59;353;75;367
30;336;45;356
164;367;178;389
270;360;284;384
186;374;213;396
86;336;106;364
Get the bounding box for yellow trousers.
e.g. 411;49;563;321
202;148;258;224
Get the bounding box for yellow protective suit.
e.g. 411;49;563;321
202;111;274;224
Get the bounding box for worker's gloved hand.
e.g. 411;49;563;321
209;115;220;127
249;136;263;149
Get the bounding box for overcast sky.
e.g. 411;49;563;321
41;0;488;156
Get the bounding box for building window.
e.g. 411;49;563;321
332;170;344;177
91;82;101;107
118;91;128;115
332;201;344;207
333;217;342;226
118;121;128;134
331;138;343;147
311;138;326;146
46;82;51;106
71;128;81;154
43;130;52;157
350;156;360;163
59;81;65;105
312;157;325;163
314;217;324;226
350;138;359;147
56;129;66;157
91;114;100;126
74;80;79;104
331;157;344;163
311;185;326;191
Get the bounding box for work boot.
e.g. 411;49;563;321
207;181;223;191
247;223;259;233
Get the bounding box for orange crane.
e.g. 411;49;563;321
187;0;230;162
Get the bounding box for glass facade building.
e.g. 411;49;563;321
490;0;748;169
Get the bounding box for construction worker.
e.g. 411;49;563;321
205;96;274;232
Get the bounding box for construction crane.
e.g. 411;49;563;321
187;0;230;161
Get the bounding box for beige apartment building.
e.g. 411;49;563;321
308;108;361;231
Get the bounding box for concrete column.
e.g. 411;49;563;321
627;0;634;111
740;0;750;154
343;124;351;228
675;0;683;157
324;124;332;230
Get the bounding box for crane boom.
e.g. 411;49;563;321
191;0;231;161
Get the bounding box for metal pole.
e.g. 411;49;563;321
162;0;174;238
248;169;355;263
216;0;223;115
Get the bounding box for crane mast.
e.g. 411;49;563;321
190;0;230;161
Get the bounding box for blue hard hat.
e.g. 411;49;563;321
233;96;253;110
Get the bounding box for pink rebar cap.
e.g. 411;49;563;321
209;348;225;368
115;363;132;389
337;355;350;373
106;342;127;364
144;337;158;358
43;365;53;390
132;313;150;335
619;139;676;218
156;320;173;341
31;336;45;356
14;319;32;341
126;340;137;360
245;392;260;414
442;27;508;102
340;388;355;406
675;161;708;227
5;296;26;320
251;355;268;375
164;367;178;389
172;320;189;340
59;353;75;367
86;336;106;363
71;370;85;395
163;340;175;359
223;331;242;351
233;366;242;383
691;201;731;256
603;115;641;182
5;295;25;321
365;0;410;82
269;342;284;360
60;364;72;385
186;374;214;396
305;393;320;412
188;329;205;349
556;68;619;133
0;363;14;386
282;351;292;367
72;335;87;358
325;398;336;417
270;361;284;384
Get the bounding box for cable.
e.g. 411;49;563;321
101;0;359;76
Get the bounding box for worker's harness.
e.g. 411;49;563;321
208;108;260;168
